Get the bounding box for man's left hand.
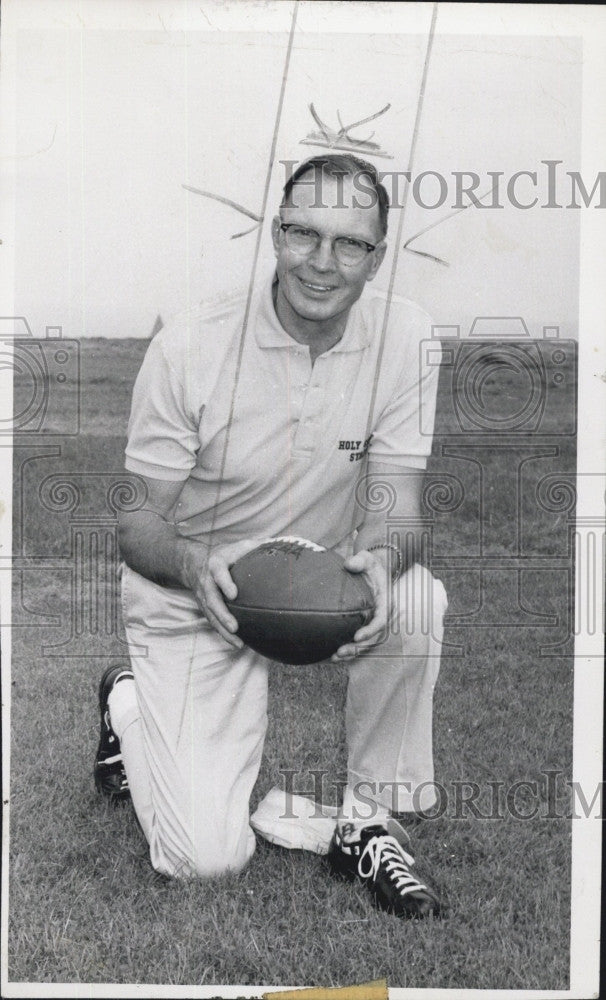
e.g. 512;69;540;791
331;548;396;661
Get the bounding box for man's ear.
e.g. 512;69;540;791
271;216;281;256
365;241;387;282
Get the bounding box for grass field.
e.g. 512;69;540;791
7;337;576;991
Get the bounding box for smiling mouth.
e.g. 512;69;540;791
298;277;338;293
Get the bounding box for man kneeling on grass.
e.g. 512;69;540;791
94;153;447;919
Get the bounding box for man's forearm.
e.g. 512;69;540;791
354;523;420;578
354;463;425;579
118;510;206;591
117;507;261;646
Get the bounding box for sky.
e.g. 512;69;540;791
3;4;586;338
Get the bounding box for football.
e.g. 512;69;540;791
225;536;375;664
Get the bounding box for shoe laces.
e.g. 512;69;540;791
358;833;428;898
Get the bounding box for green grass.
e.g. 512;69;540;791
7;338;575;990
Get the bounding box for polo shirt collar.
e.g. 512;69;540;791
254;274;370;353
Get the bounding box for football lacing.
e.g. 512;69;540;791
261;536;326;556
357;834;429;898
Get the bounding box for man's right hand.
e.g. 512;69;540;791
117;474;266;650
180;538;266;648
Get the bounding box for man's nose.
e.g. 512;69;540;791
309;236;337;270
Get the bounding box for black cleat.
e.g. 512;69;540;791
326;819;443;919
94;664;134;803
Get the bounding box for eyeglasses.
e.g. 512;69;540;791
279;223;378;267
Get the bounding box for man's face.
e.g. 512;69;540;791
271;173;386;329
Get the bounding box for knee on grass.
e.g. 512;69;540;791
149;830;255;880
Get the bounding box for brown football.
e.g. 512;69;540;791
225;537;375;665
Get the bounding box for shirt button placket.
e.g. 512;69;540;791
292;349;313;452
298;355;326;452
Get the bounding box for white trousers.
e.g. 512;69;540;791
117;561;447;878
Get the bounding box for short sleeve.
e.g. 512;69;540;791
368;305;441;469
124;333;201;481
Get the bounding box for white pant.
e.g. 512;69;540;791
117;561;447;878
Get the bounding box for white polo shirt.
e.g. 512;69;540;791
125;274;440;549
